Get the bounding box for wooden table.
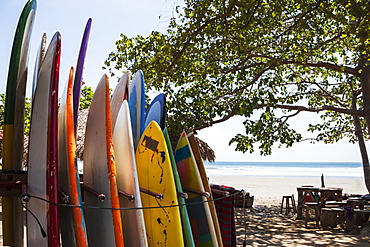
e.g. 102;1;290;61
297;187;320;218
319;187;343;205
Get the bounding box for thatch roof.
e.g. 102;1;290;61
76;108;89;160
193;135;215;163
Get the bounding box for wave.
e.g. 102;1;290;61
205;162;364;178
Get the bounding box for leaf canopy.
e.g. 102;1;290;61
104;0;370;155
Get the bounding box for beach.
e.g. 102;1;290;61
209;175;370;246
1;175;369;246
208;175;369;205
234;205;370;246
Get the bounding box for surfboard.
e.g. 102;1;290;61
3;1;36;245
175;131;218;247
47;31;61;247
145;93;194;246
187;130;223;247
59;67;89;247
73;18;92;129
128;70;145;149
144;93;166;130
58;67;77;246
113;100;147;247
111;71;130;131
27;32;60;247
164;128;195;247
84;75;124;247
32;33;46;98
136;121;184;246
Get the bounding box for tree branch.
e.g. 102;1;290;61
170;1;237;70
304;61;358;76
193;110;237;131
274;110;301;134
193;103;363;132
247;54;358;76
254;104;364;116
275;1;322;41
217;55;358;101
251;53;358;75
286;68;349;108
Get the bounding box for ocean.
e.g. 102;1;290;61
204;161;364;179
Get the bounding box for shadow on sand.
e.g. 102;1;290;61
235;206;370;246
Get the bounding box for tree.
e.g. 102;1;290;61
0;94;31;160
0;94;5;128
79;86;94;110
104;0;370;192
0;94;31;135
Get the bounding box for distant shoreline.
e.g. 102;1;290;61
205;161;363;178
207;174;364;179
208;175;368;205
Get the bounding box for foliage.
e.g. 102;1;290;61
23;96;31;136
79;86;94;110
0;94;31;135
104;0;370;156
0;94;5;128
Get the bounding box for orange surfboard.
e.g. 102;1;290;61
59;67;89;247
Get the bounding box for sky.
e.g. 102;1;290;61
0;0;367;162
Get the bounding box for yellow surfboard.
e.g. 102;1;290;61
136;121;184;246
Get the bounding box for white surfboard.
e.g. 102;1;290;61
27;33;59;247
113;100;147;247
31;33;46;99
111;71;130;131
83;75;124;247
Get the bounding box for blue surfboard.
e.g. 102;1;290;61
144;93;166;130
128;70;145;149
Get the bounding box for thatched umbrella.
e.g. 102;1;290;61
75;108;216;162
193;135;215;162
76;108;89;160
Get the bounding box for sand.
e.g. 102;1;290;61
209;175;370;246
1;176;370;246
234;206;370;246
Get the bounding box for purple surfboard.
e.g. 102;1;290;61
73;18;92;129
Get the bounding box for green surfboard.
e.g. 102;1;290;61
164;128;195;247
2;0;36;246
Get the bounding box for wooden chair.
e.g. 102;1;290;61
280;194;297;215
304;202;320;227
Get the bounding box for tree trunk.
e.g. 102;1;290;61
359;66;370;134
353;72;370;193
353;114;370;193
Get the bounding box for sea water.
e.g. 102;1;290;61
205;161;364;179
